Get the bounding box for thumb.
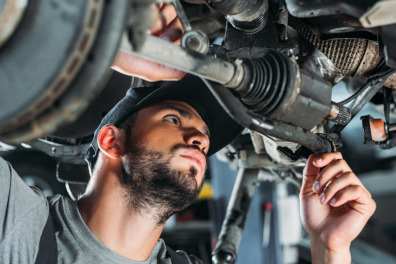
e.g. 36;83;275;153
301;154;320;194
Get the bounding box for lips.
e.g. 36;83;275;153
179;150;206;172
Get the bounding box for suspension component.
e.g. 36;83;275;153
327;103;352;125
229;51;333;130
233;52;294;116
361;115;396;147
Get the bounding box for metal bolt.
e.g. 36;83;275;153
185;35;200;50
181;29;209;54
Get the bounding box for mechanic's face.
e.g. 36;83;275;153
120;100;210;224
131;100;209;183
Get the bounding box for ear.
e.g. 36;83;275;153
97;125;126;159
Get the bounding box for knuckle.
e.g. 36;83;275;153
334;158;346;167
330;159;342;168
343;171;355;181
350;185;360;192
335;151;343;158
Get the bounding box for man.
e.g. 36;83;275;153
0;73;376;264
0;4;376;264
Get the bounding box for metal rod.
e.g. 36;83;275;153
131;35;237;84
332;70;396;133
212;168;259;264
172;0;192;31
202;79;333;154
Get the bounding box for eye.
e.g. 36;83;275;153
164;115;180;125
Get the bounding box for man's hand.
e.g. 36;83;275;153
111;4;186;81
300;152;376;264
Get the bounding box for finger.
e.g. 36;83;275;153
312;151;343;168
301;154;320;194
329;185;376;215
319;171;361;204
151;4;178;35
159;18;184;43
314;158;352;193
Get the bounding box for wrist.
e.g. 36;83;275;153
310;238;351;264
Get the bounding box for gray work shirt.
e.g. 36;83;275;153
0;157;202;264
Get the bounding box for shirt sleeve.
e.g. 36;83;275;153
0;156;48;242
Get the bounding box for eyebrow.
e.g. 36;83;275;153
157;104;210;138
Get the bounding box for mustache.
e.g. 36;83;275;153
171;144;207;158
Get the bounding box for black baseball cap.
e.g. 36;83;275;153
85;75;243;169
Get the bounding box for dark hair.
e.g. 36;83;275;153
91;111;139;172
117;111;139;143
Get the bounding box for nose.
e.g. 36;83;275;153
184;129;210;155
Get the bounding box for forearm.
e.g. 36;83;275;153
310;238;351;264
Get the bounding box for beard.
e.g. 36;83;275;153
119;141;205;225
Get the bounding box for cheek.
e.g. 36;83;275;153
133;125;181;151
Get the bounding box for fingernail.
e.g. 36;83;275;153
314;157;322;164
160;35;170;41
319;193;325;203
330;197;336;205
313;181;320;192
146;29;152;35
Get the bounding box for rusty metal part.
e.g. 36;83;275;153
354;41;396;89
328;103;340;119
370;118;387;142
0;0;28;47
327;103;351;125
289;17;368;77
291;18;396;88
212;168;259;264
354;41;382;78
361;115;387;143
0;0;104;134
384;73;396;89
